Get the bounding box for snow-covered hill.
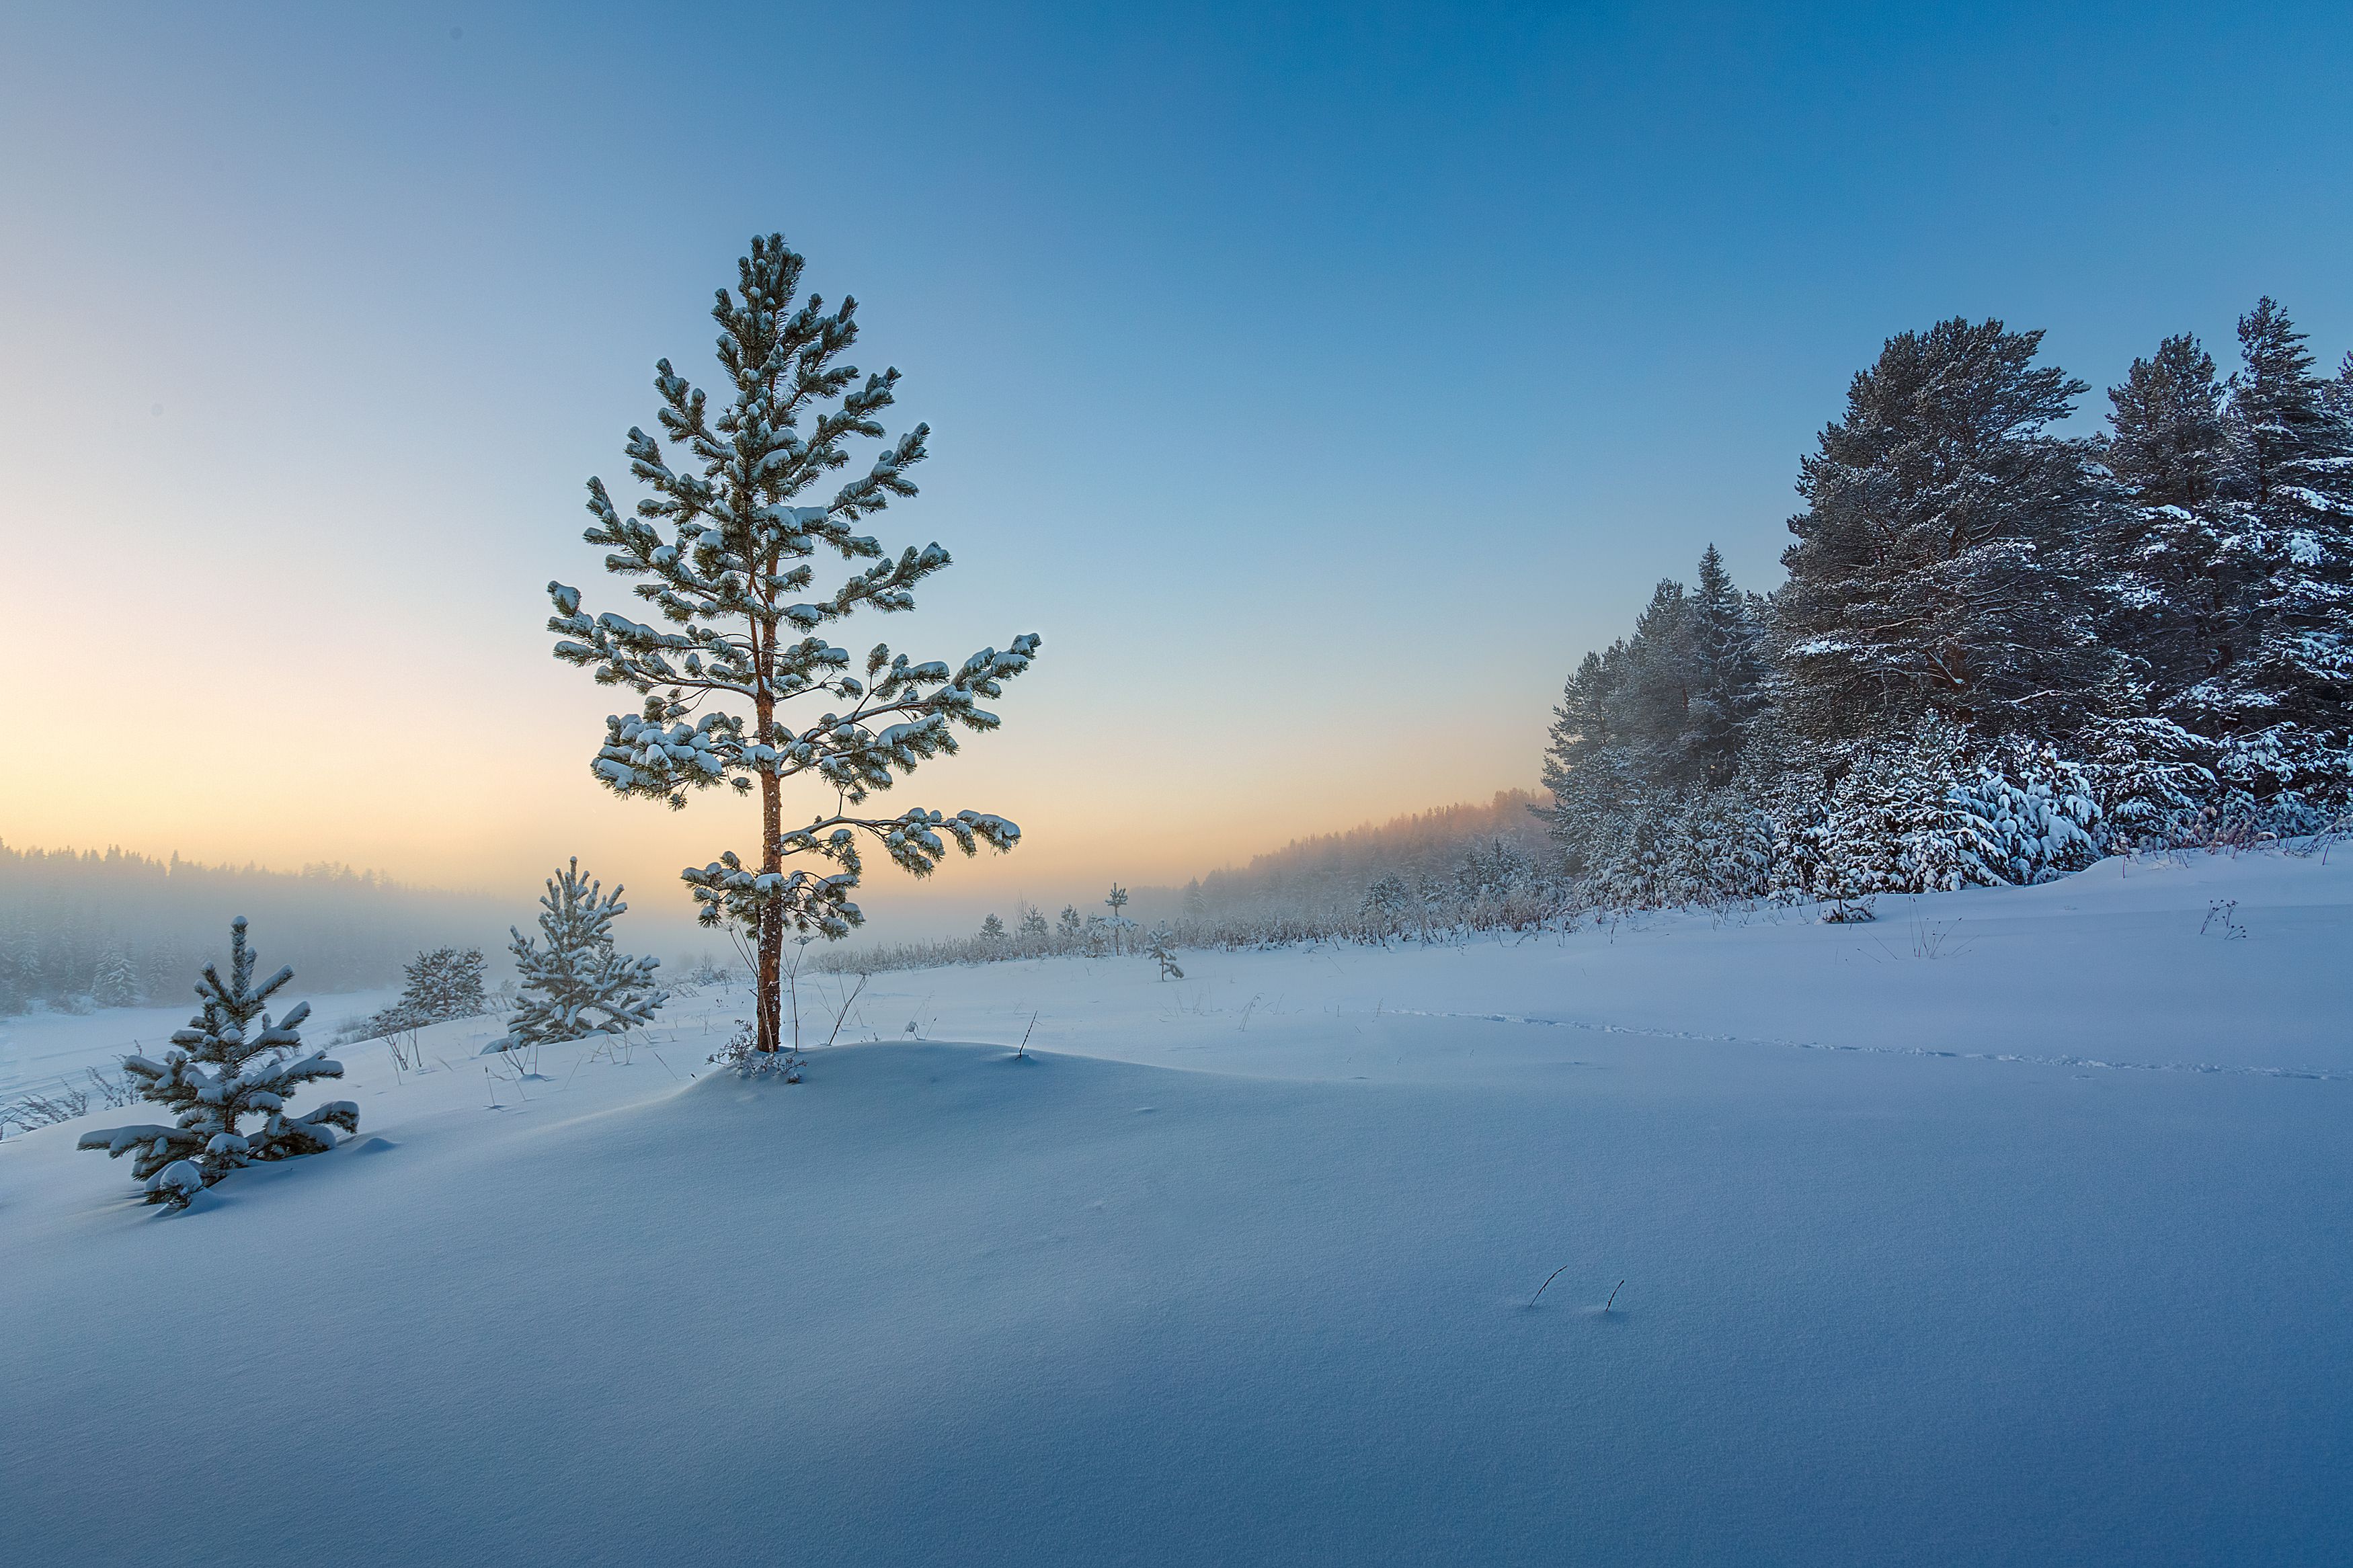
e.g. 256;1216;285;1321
5;850;2349;1565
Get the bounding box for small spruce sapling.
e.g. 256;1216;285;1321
79;918;357;1209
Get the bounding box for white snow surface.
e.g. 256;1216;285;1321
5;851;2351;1565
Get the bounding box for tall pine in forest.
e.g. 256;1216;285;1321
2208;299;2353;800
1771;318;2103;743
1681;544;1766;785
1540;546;1761;870
2094;331;2242;732
545;236;1041;1057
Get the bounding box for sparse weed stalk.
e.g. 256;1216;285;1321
2200;899;2249;940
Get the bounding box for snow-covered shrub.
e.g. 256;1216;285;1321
491;860;666;1058
710;1018;802;1083
1956;743;2105;884
2081;717;2217;849
406;946;489;1021
1807;729;1995;912
77;917;358;1209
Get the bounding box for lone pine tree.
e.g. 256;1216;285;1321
545;235;1040;1056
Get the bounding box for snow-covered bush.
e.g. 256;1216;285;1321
1954;744;2105;884
77;917;357;1209
491;860;666;1058
710;1018;801;1083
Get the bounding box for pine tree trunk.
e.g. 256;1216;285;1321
756;692;784;1053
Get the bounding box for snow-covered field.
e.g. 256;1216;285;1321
5;850;2350;1565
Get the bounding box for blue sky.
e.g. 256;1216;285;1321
4;1;2349;926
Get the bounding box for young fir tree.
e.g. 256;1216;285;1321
79;918;357;1209
1770;318;2104;743
495;860;666;1055
370;946;489;1036
545;235;1041;1056
1103;884;1130;954
1144;926;1185;981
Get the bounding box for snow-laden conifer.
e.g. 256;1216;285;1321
78;918;356;1209
1954;745;2104;884
543;235;1039;1056
2210;300;2353;807
89;949;142;1009
493;860;666;1056
368;946;489;1038
1770;319;2104;742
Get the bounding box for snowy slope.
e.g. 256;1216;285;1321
5;851;2350;1566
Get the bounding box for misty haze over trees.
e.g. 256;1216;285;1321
0;843;511;1017
817;792;1560;972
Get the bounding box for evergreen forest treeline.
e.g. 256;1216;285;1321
1542;300;2353;914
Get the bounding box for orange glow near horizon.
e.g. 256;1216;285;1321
2;526;1538;924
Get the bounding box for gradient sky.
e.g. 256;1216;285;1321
4;1;2350;934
